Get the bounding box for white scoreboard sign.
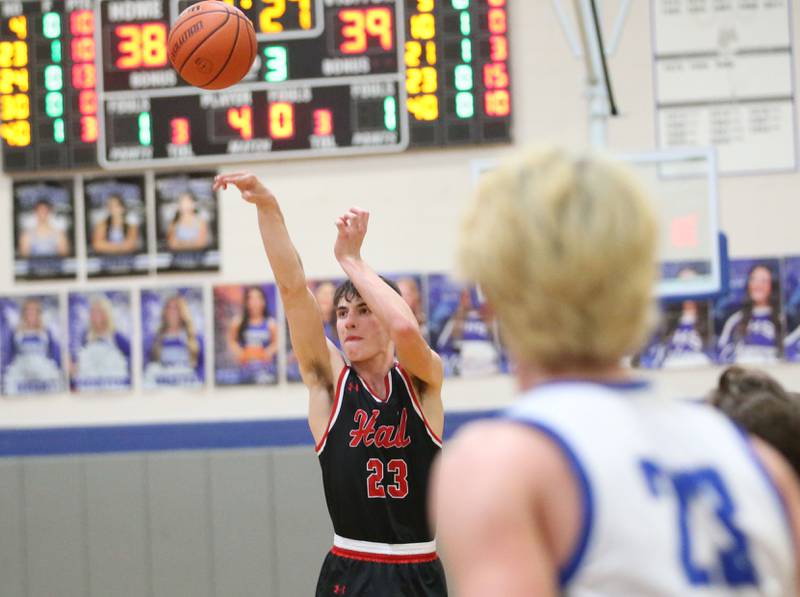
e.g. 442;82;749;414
651;0;795;175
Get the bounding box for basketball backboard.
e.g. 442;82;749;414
618;147;723;299
470;146;724;300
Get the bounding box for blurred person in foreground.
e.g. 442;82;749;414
433;146;800;597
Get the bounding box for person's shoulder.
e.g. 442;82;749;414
785;325;800;344
749;436;800;543
718;310;745;343
396;357;443;396
443;419;567;488
724;309;744;324
750;436;800;497
436;419;581;548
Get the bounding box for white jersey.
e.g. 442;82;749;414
504;380;795;597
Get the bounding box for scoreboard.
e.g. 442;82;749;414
0;0;511;172
0;0;99;172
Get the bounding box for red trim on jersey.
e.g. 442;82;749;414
315;366;350;454
397;366;443;446
330;546;438;564
358;370;392;403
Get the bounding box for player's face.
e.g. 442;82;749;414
246;288;265;317
22;301;41;327
677;270;699;313
178;194;195;215
164;298;182;329
459;288;472;309
89;302;109;332
336;296;390;362
34;203;51;223
107;196;125;219
748;267;772;306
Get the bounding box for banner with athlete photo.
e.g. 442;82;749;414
68;290;132;393
713;258;784;365
633;298;715;369
383;273;429;341
427;274;507;377
154;172;219;272
13;179;76;280
84;176;148;277
141;287;205;389
781;256;800;362
286;278;342;383
213;284;279;386
0;294;64;395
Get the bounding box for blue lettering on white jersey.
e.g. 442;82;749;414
503;381;794;596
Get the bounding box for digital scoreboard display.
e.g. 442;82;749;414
0;0;99;172
0;0;511;172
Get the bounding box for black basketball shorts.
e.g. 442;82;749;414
315;548;448;597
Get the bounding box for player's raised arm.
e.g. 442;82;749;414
334;207;443;390
214;173;344;439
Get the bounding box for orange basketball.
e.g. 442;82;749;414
168;1;257;90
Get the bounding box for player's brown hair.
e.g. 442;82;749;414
331;277;401;328
709;366;800;479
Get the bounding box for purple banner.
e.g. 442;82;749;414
384;273;429;341
0;294;64;395
427;274;506;377
68;290;132;392
214;284;279;386
141;287;205;389
13;180;76;280
286;278;342;383
633;298;714;369
782;256;800;362
84;176;148;277
154;172;219;272
713;258;784;364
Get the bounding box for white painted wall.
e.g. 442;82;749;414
1;1;799;428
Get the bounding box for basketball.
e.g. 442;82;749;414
168;1;257;91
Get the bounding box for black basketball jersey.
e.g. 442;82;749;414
316;364;442;544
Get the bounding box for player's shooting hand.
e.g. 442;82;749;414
334;207;369;263
213;172;276;210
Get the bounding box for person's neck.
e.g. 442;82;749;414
515;361;630;393
350;350;395;399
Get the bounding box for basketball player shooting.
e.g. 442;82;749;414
214;172;448;596
432;147;800;596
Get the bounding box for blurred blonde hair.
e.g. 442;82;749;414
152;295;199;367
87;295;115;342
458;146;658;371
